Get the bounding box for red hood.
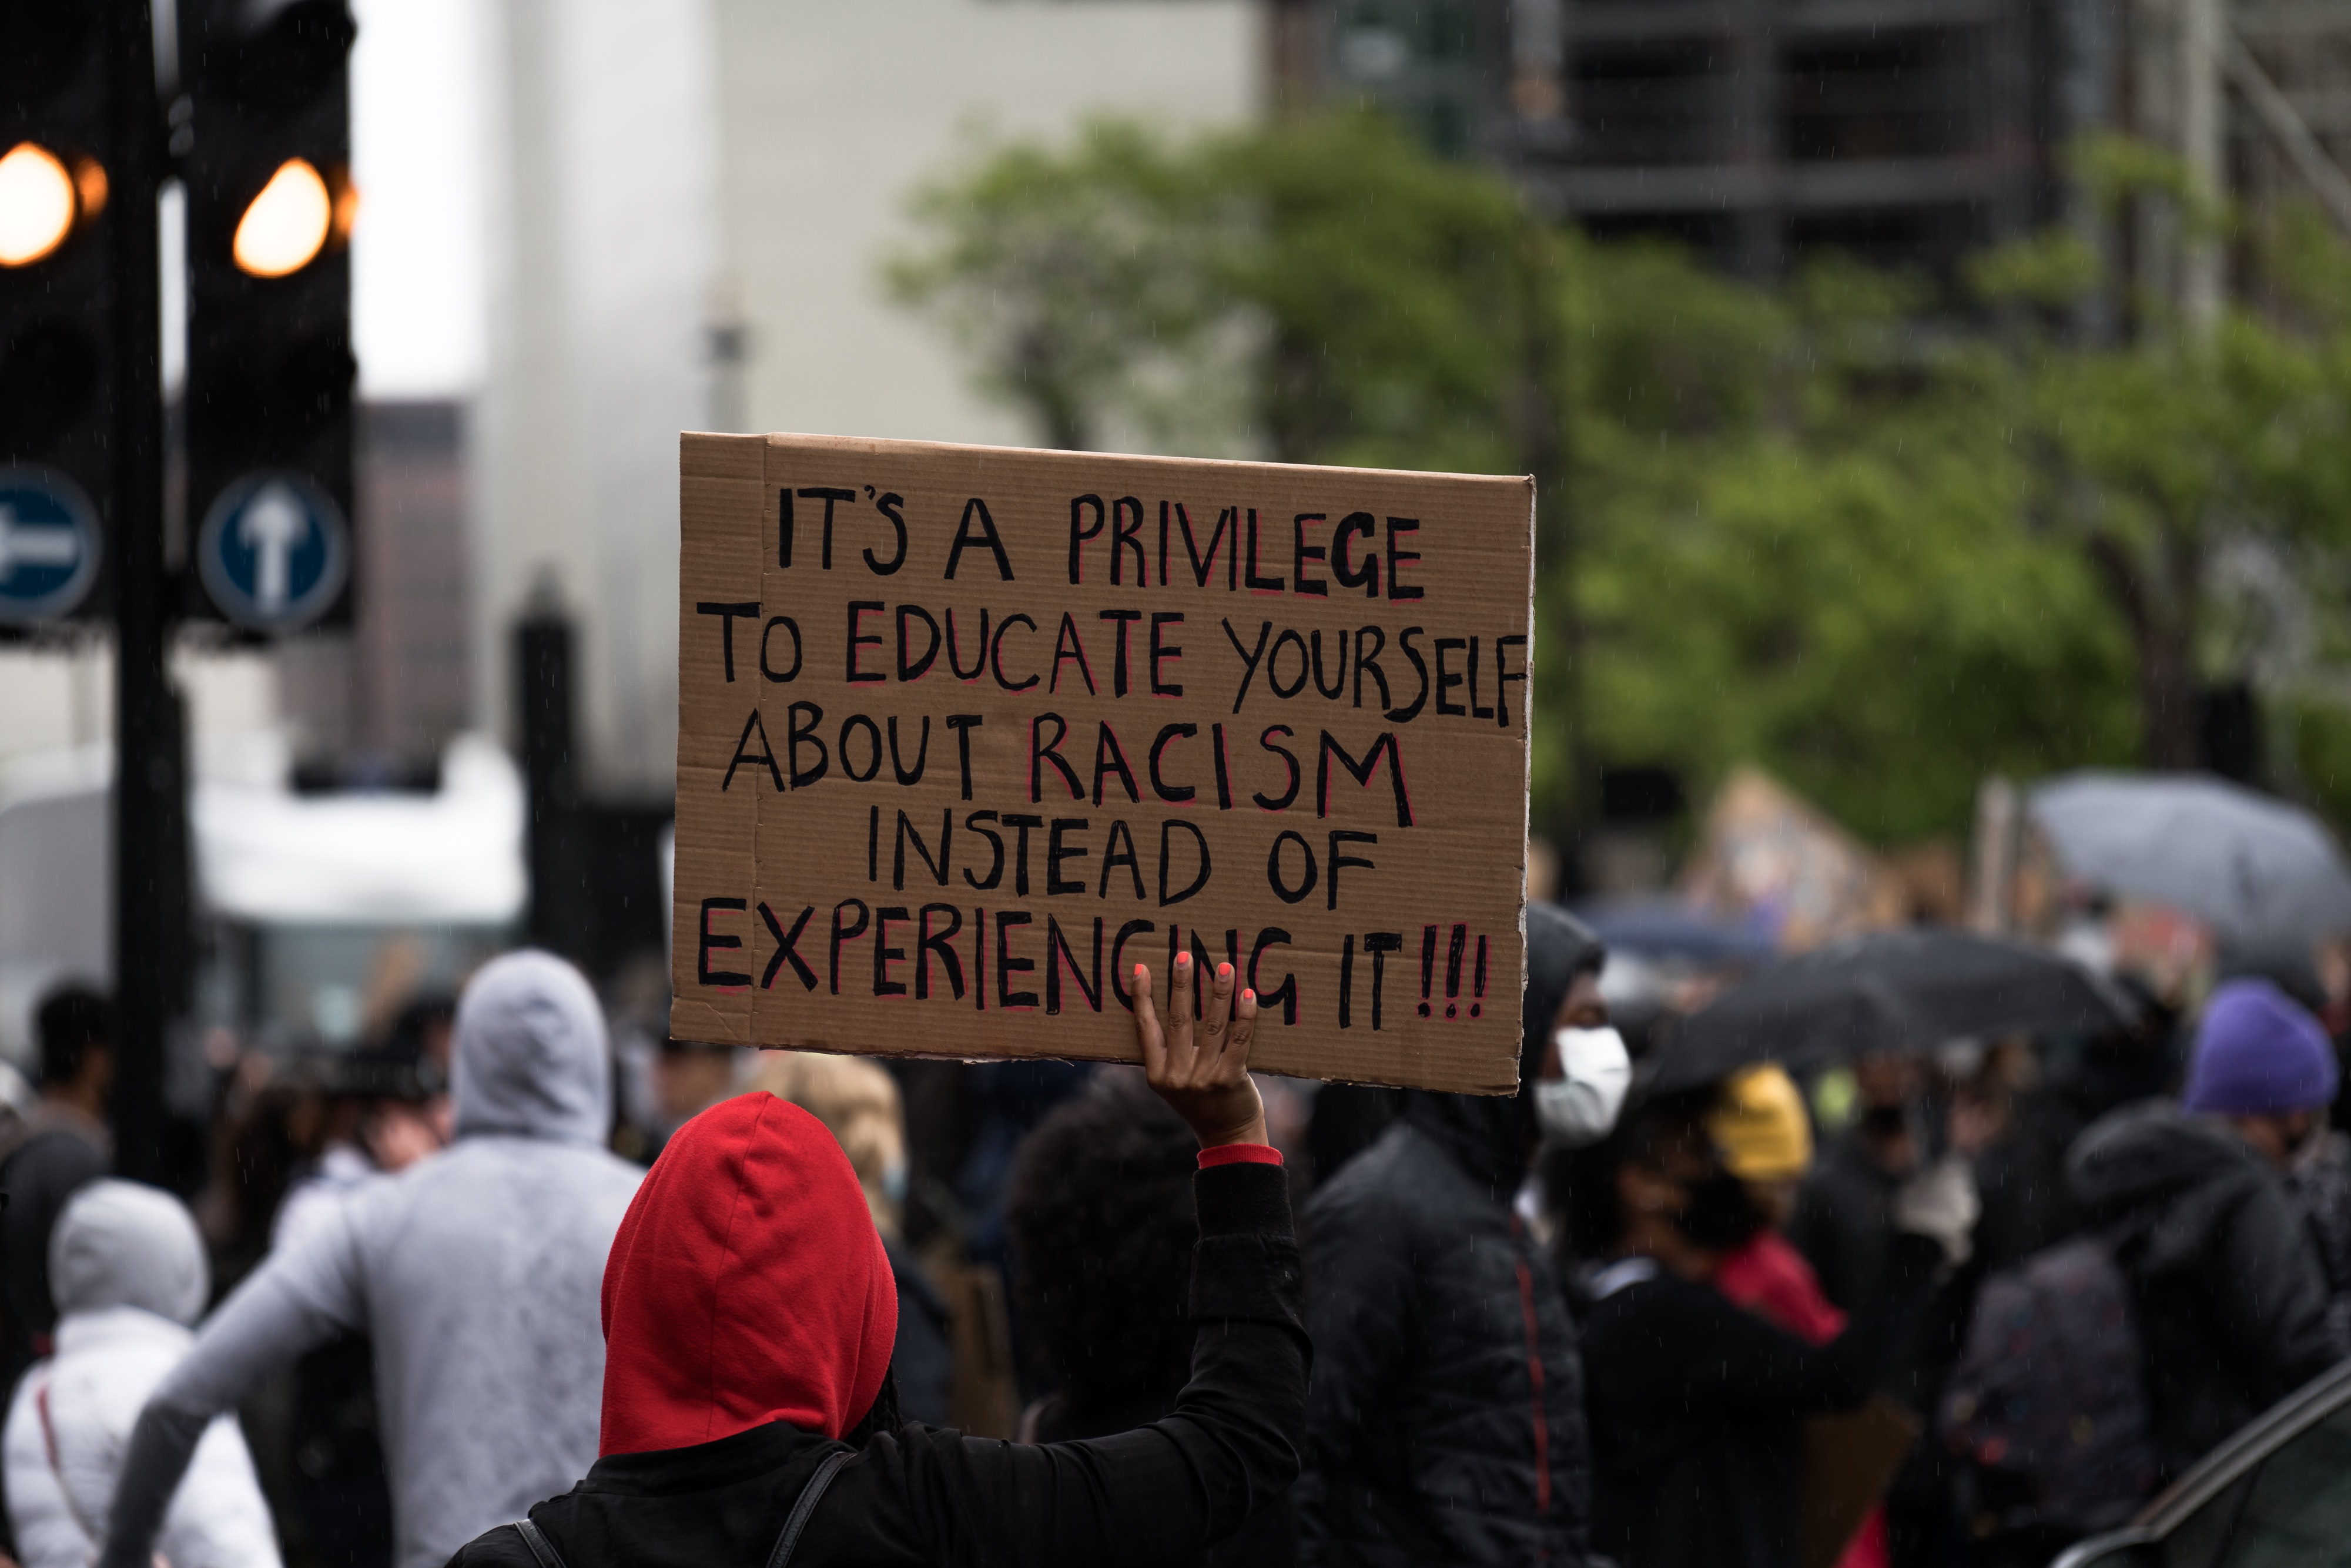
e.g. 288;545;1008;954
599;1092;897;1454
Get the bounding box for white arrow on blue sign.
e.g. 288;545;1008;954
0;467;102;625
197;471;350;631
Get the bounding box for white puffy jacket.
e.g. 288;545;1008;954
2;1182;279;1568
103;951;643;1568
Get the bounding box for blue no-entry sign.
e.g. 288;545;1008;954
0;466;101;625
197;471;349;631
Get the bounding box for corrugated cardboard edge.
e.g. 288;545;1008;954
736;428;1540;491
668;431;1539;1094
669;431;765;1048
1512;477;1538;1092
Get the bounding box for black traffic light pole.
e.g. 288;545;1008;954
108;0;185;1185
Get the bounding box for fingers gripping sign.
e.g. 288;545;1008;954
1133;955;1271;1151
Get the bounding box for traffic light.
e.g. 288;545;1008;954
0;2;124;630
180;0;357;632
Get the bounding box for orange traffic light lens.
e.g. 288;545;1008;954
0;143;78;267
233;158;332;278
72;158;107;221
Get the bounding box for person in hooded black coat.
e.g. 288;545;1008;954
2068;1101;2340;1482
1294;905;1607;1568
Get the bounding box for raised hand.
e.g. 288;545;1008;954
1131;953;1269;1150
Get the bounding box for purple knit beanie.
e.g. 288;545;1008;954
2183;979;2340;1115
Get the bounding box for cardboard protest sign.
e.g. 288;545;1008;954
669;433;1534;1094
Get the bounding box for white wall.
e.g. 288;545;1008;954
351;0;489;400
0;645;279;783
467;0;1258;801
714;0;1258;446
473;0;722;801
0;644;280;1062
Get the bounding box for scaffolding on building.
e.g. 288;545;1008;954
1306;0;2351;303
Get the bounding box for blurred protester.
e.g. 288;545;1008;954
194;1051;313;1288
615;1021;742;1167
1787;1050;1921;1315
1951;1039;2086;1279
955;1060;1092;1282
0;988;115;1391
442;952;1305;1566
2288;1114;2351;1351
886;1060;974;1248
1004;1071;1289;1563
4;1182;277;1568
100;951;642;1568
1576;1089;1974;1568
755;1051;952;1426
387;994;457;1076
273;1037;453;1568
381;996;457;1137
2067;977;2342;1485
1707;1066;1889;1568
1007;1074;1194;1438
652;1038;739;1152
273;1040;449;1255
2218;971;2351;1346
1295;905;1613;1567
1303;1084;1398;1189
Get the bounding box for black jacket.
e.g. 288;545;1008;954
1029;1392;1292;1566
880;1234;953;1427
1786;1130;1901;1315
1580;1234;1943;1568
1295;903;1602;1568
0;1120;107;1386
438;1161;1302;1568
2068;1101;2343;1479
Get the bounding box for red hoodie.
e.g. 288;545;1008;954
598;1091;898;1455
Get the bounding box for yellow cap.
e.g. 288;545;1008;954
1708;1064;1813;1182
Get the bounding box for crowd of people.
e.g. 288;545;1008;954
0;904;2347;1568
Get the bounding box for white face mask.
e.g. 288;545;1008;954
1535;1026;1631;1147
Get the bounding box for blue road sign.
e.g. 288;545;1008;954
197;471;349;631
0;467;101;625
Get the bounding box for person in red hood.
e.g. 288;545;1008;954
441;954;1304;1568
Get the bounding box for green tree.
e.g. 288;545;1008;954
1970;146;2351;770
888;115;2150;843
885;122;1237;453
1564;245;2139;839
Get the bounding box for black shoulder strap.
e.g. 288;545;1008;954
765;1448;853;1568
501;1448;846;1568
509;1518;569;1568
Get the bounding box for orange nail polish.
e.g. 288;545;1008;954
1218;963;1232;979
1243;989;1256;1003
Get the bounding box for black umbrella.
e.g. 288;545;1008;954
1646;929;2136;1096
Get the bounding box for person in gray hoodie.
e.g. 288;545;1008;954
99;950;642;1568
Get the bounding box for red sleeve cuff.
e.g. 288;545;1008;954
1197;1142;1283;1169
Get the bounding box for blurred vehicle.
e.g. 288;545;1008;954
194;734;522;1047
2049;1359;2351;1568
1;735;522;1062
